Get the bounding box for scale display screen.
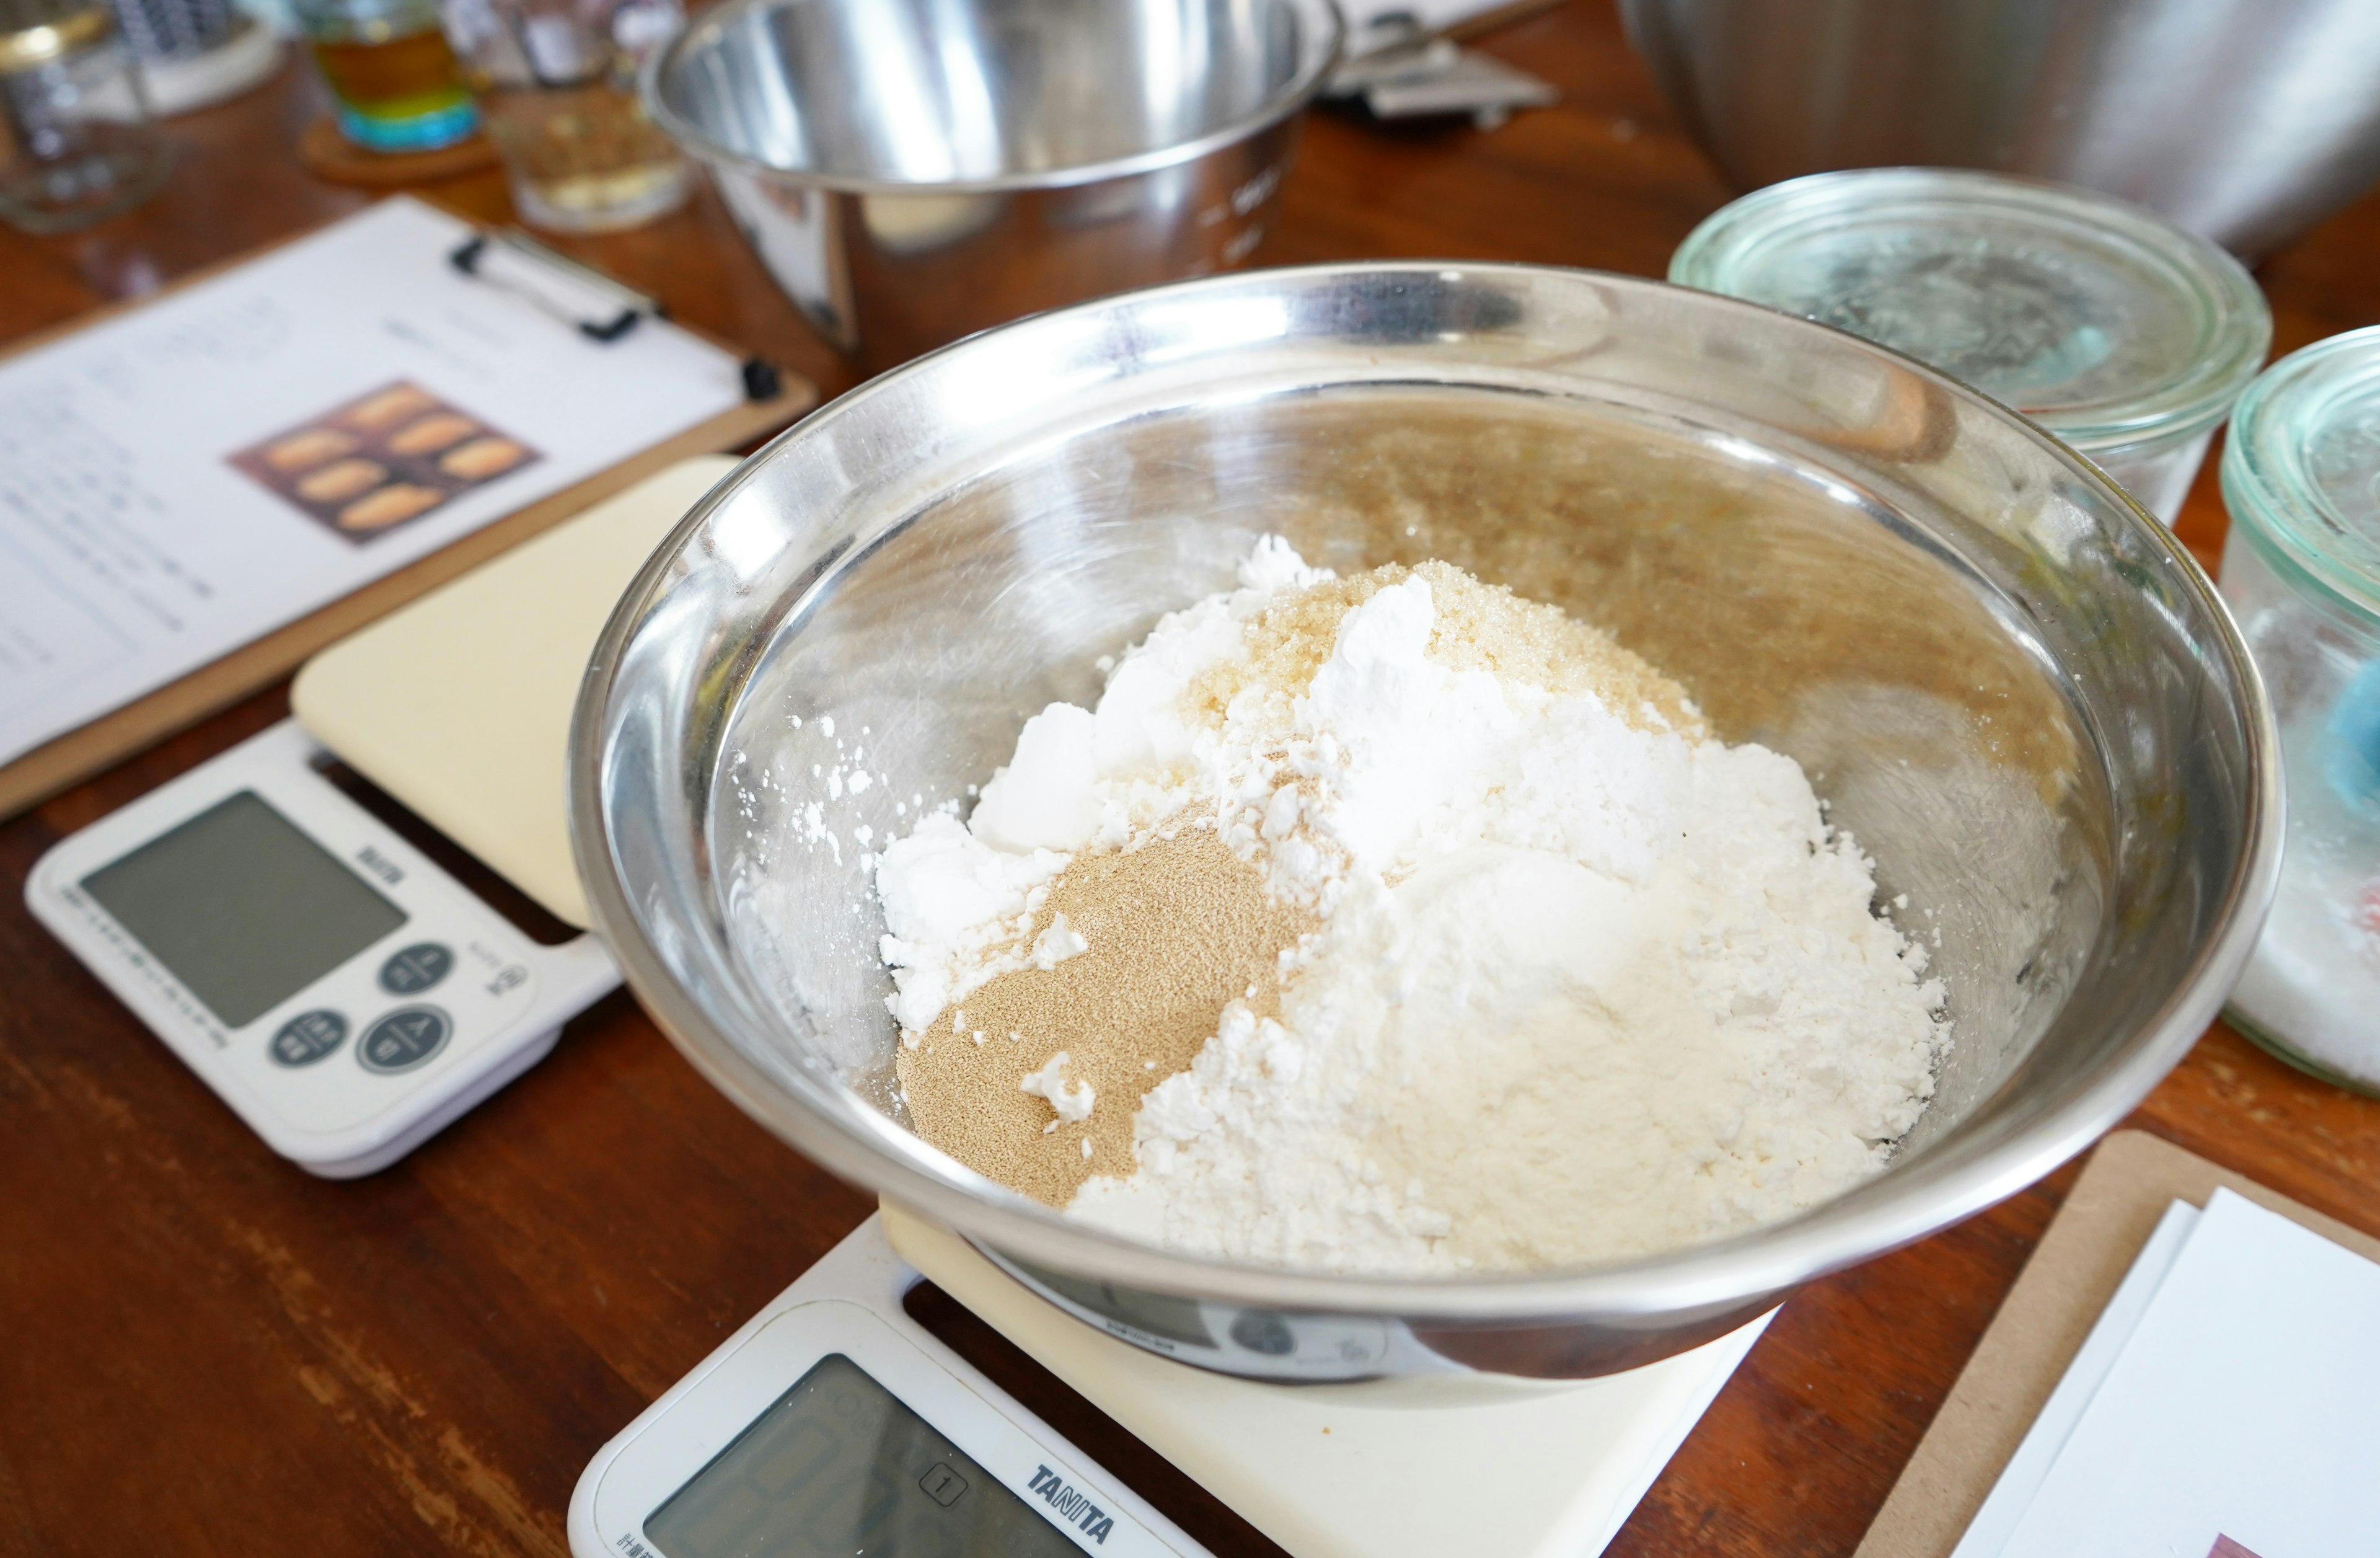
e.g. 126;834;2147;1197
79;790;407;1029
645;1353;1088;1558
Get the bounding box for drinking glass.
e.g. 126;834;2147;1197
0;0;172;231
445;0;687;233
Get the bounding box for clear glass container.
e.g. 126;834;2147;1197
0;1;172;232
1671;168;2272;524
2221;326;2380;1094
291;0;476;153
443;0;686;233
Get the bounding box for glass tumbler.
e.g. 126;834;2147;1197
2220;325;2380;1094
444;0;687;233
1672;169;2272;524
293;0;478;153
0;0;172;232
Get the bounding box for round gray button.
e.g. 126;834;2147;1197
1228;1311;1297;1357
378;942;454;996
269;1009;347;1068
358;1006;451;1074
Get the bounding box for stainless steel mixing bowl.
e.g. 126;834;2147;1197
1621;0;2380;258
571;263;2280;1384
645;0;1340;371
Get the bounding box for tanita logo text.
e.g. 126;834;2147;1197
1026;1465;1115;1544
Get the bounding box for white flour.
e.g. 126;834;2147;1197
875;540;1949;1274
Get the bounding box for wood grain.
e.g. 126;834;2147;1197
6;4;2380;1556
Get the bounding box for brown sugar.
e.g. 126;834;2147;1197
896;823;1315;1207
1188;559;1703;737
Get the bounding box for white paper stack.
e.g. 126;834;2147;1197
1954;1187;2380;1558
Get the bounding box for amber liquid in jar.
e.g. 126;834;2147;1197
310;25;478;151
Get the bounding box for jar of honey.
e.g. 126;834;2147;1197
293;0;477;153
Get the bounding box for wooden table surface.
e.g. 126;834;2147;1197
7;4;2380;1554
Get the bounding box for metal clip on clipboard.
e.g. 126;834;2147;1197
447;229;783;399
448;229;658;342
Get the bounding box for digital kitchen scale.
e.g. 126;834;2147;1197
23;458;738;1176
25;717;619;1177
576;1204;1773;1558
571;1213;1208;1558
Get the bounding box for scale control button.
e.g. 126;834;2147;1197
269;1009;348;1068
358;1006;451;1074
379;942;454;995
919;1463;967;1507
1228;1311;1297;1356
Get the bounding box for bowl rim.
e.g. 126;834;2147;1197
641;0;1347;197
570;259;2285;1320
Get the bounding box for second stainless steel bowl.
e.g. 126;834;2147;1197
572;263;2280;1386
646;0;1341;370
1622;0;2380;257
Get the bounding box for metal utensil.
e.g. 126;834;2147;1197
644;0;1341;371
1621;0;2380;257
571;263;2279;1388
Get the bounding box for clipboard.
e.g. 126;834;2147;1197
1854;1130;2380;1557
0;200;816;822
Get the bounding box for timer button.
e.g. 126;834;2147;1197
269;1009;348;1068
378;942;454;995
358;1006;451;1074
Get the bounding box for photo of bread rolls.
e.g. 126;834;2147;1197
386;412;477;455
340;384;438;432
262;428;356;471
231;381;540;544
337;484;445;533
295;458;388;503
438;437;529;480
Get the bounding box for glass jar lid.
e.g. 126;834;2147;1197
2224;325;2380;621
1670;168;2271;450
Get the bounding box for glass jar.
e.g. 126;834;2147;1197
1671;169;2272;524
2221;325;2380;1094
443;0;685;232
0;0;172;231
291;0;476;153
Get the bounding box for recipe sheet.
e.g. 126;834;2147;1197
0;196;746;769
1958;1187;2380;1558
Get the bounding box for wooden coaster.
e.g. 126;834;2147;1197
298;117;498;187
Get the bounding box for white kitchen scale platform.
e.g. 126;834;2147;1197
27;455;1772;1555
574;1204;1770;1558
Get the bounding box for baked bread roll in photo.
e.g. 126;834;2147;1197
262;427;356;471
438;436;529;480
387;412;477;455
336;483;444;532
342;384;438;432
296;458;388;503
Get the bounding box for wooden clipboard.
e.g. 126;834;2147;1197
0;203;816;821
1854;1130;2380;1557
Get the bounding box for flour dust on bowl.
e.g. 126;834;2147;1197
571;263;2280;1385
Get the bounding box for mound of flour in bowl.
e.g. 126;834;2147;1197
873;538;1949;1275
